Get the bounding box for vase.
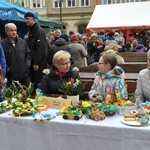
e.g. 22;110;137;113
67;95;79;104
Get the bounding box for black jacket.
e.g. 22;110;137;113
25;23;47;65
40;66;80;95
1;38;31;80
47;38;71;67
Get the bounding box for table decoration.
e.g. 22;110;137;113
0;101;12;114
7;81;36;117
59;78;85;104
104;93;136;115
81;101;105;121
116;100;135;115
13;101;35;117
32;109;60;122
4;81;34;103
100;103;117;116
60;103;83;120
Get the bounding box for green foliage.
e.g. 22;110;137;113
59;78;85;96
3;81;34;101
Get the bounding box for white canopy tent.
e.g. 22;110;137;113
86;2;150;37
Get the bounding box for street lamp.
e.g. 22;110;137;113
59;0;62;22
55;0;64;22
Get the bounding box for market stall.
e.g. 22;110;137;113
0;0;38;38
86;2;150;40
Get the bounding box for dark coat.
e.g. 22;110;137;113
47;38;71;67
40;66;80;95
1;38;31;80
25;23;47;65
25;23;47;86
87;41;102;64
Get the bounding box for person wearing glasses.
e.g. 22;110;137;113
89;52;128;102
40;50;79;95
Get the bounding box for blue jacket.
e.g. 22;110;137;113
0;43;6;77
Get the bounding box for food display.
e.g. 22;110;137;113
122;109;149;125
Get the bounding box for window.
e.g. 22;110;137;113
54;0;59;8
128;0;140;2
102;0;112;4
42;0;46;7
78;24;87;34
21;0;24;7
54;0;64;8
67;0;75;7
115;0;126;3
32;0;41;8
81;0;89;6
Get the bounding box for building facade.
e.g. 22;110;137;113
7;0;149;34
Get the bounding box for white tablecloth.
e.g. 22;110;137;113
0;110;150;150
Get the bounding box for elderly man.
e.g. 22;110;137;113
24;12;47;94
1;23;31;87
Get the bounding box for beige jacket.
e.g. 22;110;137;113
135;68;150;103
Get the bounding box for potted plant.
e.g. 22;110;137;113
59;78;85;103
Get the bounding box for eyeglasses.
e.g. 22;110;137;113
98;62;106;65
60;61;71;66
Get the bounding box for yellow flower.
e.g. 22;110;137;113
60;106;68;114
82;101;91;107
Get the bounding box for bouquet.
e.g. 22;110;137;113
59;78;85;96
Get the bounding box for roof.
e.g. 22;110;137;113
38;16;63;29
0;0;38;22
87;2;150;31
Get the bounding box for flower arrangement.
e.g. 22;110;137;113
61;104;83;120
59;78;85;96
81;101;105;121
3;81;34;103
103;93;135;116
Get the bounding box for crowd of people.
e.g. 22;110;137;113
0;11;150;103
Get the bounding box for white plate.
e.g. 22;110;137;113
120;117;150;126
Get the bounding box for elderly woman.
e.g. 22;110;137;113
40;50;79;95
89;52;128;102
135;50;150;103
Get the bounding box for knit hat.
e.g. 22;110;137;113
60;34;69;42
147;50;150;57
24;12;35;18
71;35;79;42
91;32;98;38
114;32;120;36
